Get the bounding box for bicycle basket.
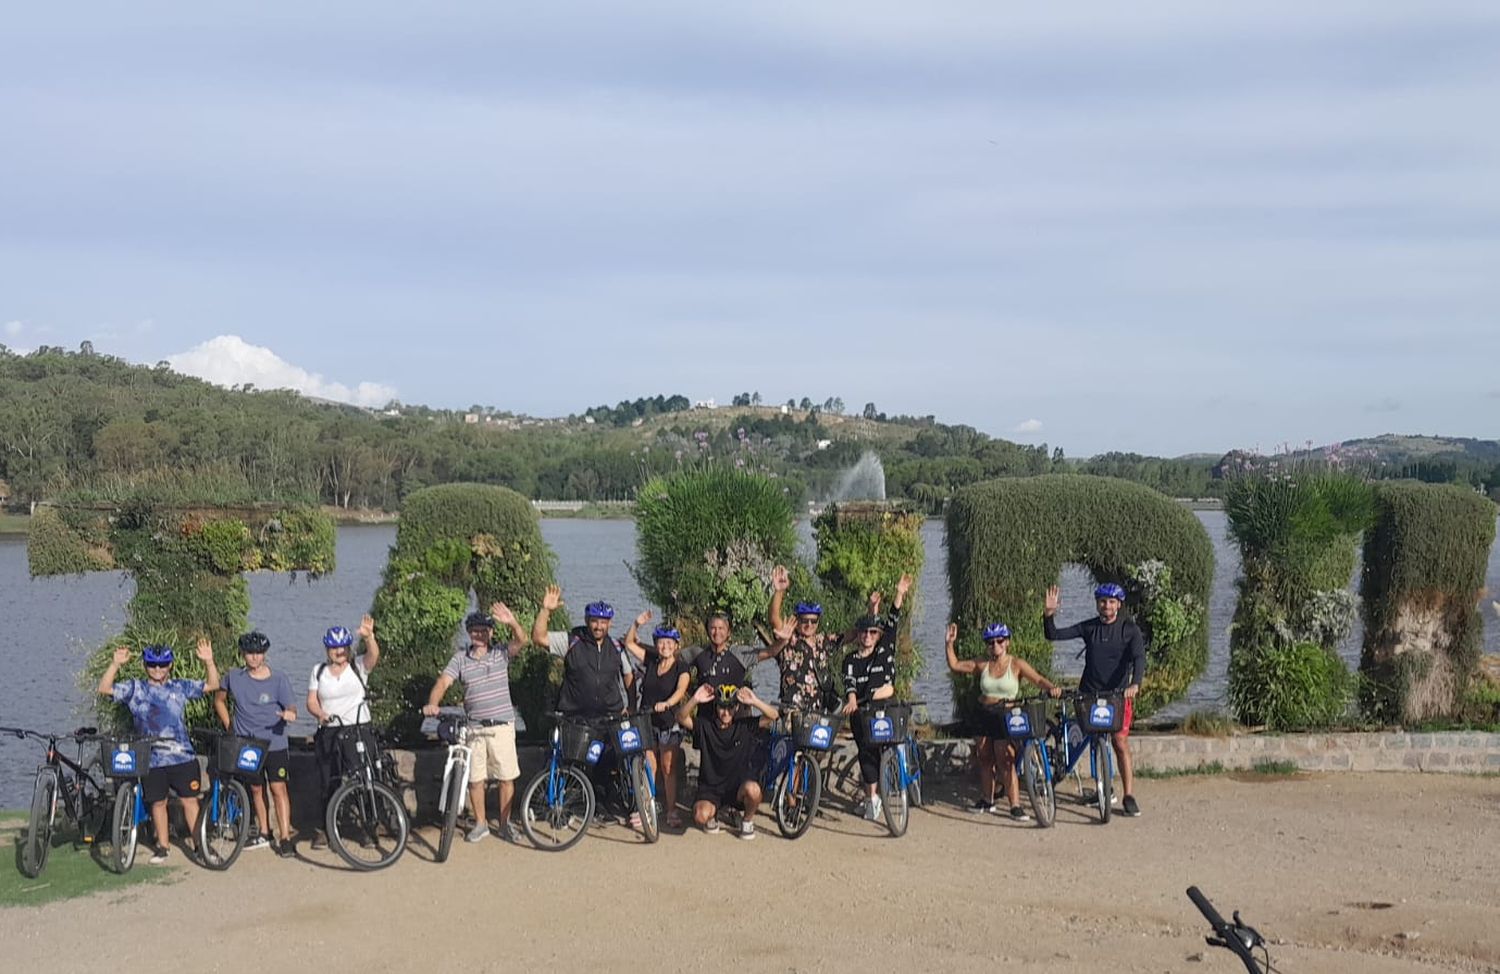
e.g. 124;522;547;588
1072;693;1125;734
860;703;912;744
611;713;656;755
792;710;844;751
100;739;152;779
559;719;606;764
1000;699;1052;740
215;734;271;775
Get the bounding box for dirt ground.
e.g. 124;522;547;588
2;772;1497;973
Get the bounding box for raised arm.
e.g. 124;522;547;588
893;572;913;612
768;565;790;634
623;610;652;663
677;683;714;732
738;686;779;730
944;623;978;675
195;637;221;693
491;602;528;658
758;617;796;662
1042;585;1085;641
357;615;380;672
98;646;130;697
532;585;562;648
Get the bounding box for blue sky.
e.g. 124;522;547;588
3;2;1498;456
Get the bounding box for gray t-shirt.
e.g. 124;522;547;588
222;668;296;752
442;645;516;723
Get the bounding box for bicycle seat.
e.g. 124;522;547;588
74;726;98;737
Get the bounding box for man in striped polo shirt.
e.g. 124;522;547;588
423;603;527;843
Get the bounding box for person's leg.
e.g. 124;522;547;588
466;728;491;837
662;743;682;826
1116;695;1135;803
974;737;995;807
178;795;200;848
693;799;719;830
494;725;520;833
150;799;171;850
268;781;292;842
249;781;270;839
1000;741;1020;808
739;780;762;816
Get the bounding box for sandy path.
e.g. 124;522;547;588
2;773;1497;973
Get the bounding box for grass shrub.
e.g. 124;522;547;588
1227;641;1355;730
814;502;925;697
1180;709;1236;737
633;467;800;642
367;483;563;737
944;475;1213;725
1358;482;1497;724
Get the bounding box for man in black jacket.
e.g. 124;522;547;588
1043;582;1144;817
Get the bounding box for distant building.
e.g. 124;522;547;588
464;413;480;424
816;439;832;450
693;398;717;409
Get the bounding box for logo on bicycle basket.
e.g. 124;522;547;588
809;725;832;749
111;747;137;773
869;715;894;743
1006;711;1031;736
616;727;642;753
1089;703;1114;728
586;740;605;764
236;745;264;771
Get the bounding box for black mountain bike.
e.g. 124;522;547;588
323;716;409;870
1187;886;1275;973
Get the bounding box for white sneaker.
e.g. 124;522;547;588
738;820;755;841
243;835;270;851
464;822;489;843
864;797;882;821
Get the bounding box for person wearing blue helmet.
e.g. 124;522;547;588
97;637;220;864
306;614;381;849
531;585;633;718
623;610;691;828
1044;581;1145;817
945;621;1059;818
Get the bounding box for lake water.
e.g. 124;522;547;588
3;512;1498;806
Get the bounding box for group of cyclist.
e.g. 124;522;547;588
91;567;1143;861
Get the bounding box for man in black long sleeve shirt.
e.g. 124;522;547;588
1043;582;1144;817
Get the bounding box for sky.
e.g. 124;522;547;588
3;2;1498;457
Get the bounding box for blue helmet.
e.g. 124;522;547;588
652;626;682;643
1094;583;1127;602
981;623;1012;642
584;601;615;620
323;626;354;649
142;645;175;666
793;602;823;618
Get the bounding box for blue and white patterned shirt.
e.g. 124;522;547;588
112;679;204;768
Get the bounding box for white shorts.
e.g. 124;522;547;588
468;724;520;783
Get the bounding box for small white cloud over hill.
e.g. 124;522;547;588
167;335;396;408
1013;419;1044;434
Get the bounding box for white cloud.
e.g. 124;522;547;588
167;335;397;408
1013;419;1044;434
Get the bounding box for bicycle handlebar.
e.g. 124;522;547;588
1186;886;1266;974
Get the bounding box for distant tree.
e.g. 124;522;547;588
862;402;878;420
786;398;796;409
732;392;751;407
751;391;762;406
799;397;813;410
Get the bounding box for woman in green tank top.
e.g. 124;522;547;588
945;622;1059;819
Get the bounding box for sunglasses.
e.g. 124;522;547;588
145;662;171;669
986;637;1009;644
797;617;820;625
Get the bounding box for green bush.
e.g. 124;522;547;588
26;505;115;575
367;483;562;737
633;467;799;642
1224;473;1371;728
1358;482;1497;724
813;503;925;697
944;475;1213;725
1227;640;1355;730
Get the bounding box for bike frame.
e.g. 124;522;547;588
5;728;113;836
437;725;473;819
1033;700;1110;788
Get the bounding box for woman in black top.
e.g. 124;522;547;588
842;614;897;822
625;612;691;828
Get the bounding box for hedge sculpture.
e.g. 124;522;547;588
1359;481;1496;724
30;499;335;733
1224;474;1372;730
366;483;562;738
812;502;925;698
633;467;802;644
944;475;1213;725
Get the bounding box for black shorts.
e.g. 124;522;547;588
143;760;203;804
694;780;753;809
238;749;290;786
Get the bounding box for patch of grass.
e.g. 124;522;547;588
1137;760;1228;779
0;814;176;908
0;513;30;535
1248;759;1301;776
1180;709;1236;738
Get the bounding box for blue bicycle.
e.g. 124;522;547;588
1009;690;1123;827
520;711;658;850
194;730;268;870
770;707;843;840
863;700;925;837
100;736;158;873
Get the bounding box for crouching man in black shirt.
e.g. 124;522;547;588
677;683;778;840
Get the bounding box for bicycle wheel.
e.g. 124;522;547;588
326;778;409;870
436;763;467;864
629;756;659;844
773;751;821;840
109;781;142;874
197;777;250;870
1093;736;1113;824
521;764;594;851
878;748;909;837
906;738;925;809
21;767;59;878
1022;743;1055;828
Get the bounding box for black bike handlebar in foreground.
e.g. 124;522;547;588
1186;886;1267;973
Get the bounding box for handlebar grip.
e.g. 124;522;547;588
1186;886;1229;932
